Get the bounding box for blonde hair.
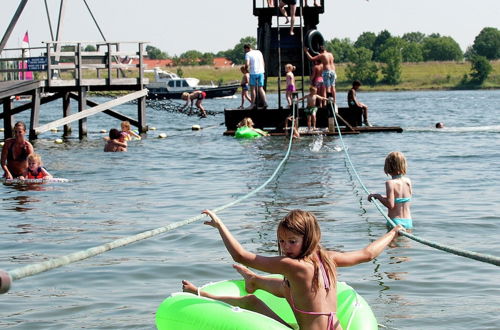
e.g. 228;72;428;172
121;121;131;131
181;92;190;100
237;117;254;128
285;64;296;72
384;151;407;176
277;210;336;293
27;153;43;166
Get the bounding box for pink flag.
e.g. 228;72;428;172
22;31;29;44
19;31;33;80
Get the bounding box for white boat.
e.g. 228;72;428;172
146;67;239;100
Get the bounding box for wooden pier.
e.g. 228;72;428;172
0;41;148;140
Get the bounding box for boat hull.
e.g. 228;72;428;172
147;84;239;100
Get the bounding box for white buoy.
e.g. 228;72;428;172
54;138;63;144
0;142;4;147
50;128;58;132
100;129;107;133
150;127;157;131
158;133;167;139
192;124;201;130
0;128;4;132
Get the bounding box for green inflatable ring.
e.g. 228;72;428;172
235;126;264;139
156;276;378;330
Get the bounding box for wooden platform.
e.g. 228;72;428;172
223;107;403;136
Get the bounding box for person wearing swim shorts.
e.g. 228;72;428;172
311;60;326;107
181;91;207;117
305;45;336;103
244;44;268;109
296;86;329;132
279;0;297;35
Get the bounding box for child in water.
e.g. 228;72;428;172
285;64;296;108
19;153;52;180
182;209;403;330
238;66;252;109
120;121;141;141
237;117;269;136
368;151;413;229
104;128;127;152
181;91;207;118
296;86;329;132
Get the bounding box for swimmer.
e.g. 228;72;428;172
19;153;52;180
182;209;403;330
368;151;413;229
435;122;445;128
1;121;34;179
120;121;141;141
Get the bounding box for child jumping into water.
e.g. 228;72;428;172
19;153;52;180
182;209;403;330
296;86;329;132
238;66;252;109
368;151;413;229
285;64;296;108
181;91;207;118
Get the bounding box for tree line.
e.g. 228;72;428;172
147;27;500;86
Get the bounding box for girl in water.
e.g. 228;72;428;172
368;151;413;229
19;153;52;180
182;209;402;329
1;121;34;179
120;121;141;141
285;64;296;108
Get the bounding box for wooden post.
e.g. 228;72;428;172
107;43;112;85
46;43;52;87
78;86;87;139
76;42;82;85
3;98;13;138
62;92;72;137
29;88;41;140
137;42;146;133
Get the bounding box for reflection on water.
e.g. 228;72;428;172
2;195;40;212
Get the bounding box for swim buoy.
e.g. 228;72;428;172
3;178;69;184
306;29;325;56
235;126;265;139
156;277;378;330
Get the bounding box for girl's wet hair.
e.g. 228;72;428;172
277;209;337;292
121;121;131;130
27;153;42;166
384;151;407;175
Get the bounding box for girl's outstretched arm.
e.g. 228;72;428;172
202;210;296;275
328;225;403;267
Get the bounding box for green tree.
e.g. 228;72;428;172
200;52;215;65
468;55;492;84
402;43;424;62
422;36;463;61
402;32;426;44
326;38;354;63
354;32;376;51
372;30;392;61
180;50;203;65
346;47;378;85
146;45;169;59
84;45;96;52
222;36;257;65
472;27;500;60
379;47;402;85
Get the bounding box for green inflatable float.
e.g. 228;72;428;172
156;276;378;330
234;126;267;139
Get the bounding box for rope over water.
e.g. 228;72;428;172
0;103;298;294
329;102;500;267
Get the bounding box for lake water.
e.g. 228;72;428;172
1;90;499;329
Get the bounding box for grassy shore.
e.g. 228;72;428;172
164;60;500;92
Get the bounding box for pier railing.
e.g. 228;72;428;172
0;41;148;88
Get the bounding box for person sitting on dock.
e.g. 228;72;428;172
181;91;207;118
104;128;127;152
1;121;34;179
296;86;329;132
304;46;336;103
19;153;52;180
244;44;268;109
279;0;297;35
347;80;371;127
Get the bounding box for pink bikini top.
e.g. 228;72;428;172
287;254;339;330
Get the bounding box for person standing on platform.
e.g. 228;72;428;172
304;46;336;104
1;121;34;179
279;0;297;35
244;44;268;109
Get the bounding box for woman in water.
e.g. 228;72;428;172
1;121;34;179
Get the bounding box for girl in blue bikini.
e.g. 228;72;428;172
182;209;402;329
368;151;413;229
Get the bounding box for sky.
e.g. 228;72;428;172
1;0;499;57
